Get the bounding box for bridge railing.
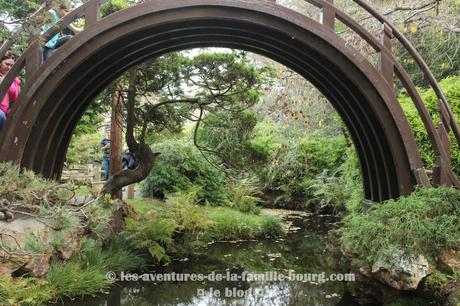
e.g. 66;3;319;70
0;0;458;186
300;0;459;186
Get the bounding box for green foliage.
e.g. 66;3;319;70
226;176;262;214
0;0;41;19
126;215;177;263
204;208;284;241
198;110;259;168
339;186;460;263
307;146;363;212
23;234;50;254
338;146;364;212
250;121;348;207
182;51;273;108
126;192;283;260
166;189;213;235
0;163;57;205
0;276;53;306
100;0;130;17
0;234;147;304
399;75;460;176
396;28;460;87
142;139;229;206
46;261;109;298
77;237;147;272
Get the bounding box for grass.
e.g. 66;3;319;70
204;207;283;241
0;237;148;305
127;197;164;215
127;196;283;241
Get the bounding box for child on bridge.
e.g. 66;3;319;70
41;1;82;62
0;51;21;130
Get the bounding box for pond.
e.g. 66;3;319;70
65;209;361;305
66;210;360;305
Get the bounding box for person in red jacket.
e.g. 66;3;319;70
0;50;21;130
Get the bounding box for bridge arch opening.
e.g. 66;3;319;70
1;2;421;202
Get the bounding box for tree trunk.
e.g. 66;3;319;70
110;89;123;199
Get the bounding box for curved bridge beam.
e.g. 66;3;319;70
0;0;458;202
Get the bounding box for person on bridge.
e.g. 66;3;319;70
0;51;21;130
41;2;82;62
100;130;111;181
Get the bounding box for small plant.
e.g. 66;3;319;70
126;215;177;263
227;176;263;214
0;276;54;306
46;262;109;298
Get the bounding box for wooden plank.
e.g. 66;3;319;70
84;1;101;27
378;23;394;90
25;42;41;82
321;0;335;30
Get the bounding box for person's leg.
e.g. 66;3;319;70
42;47;53;62
42;36;73;62
53;35;73;49
103;159;110;181
0;110;6;130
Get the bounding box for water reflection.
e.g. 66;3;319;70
65;212;358;306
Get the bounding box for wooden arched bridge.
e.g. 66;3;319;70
0;0;458;203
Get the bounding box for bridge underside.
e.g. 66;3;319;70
0;2;423;202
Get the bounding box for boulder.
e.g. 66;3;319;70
0;214;82;277
372;251;432;290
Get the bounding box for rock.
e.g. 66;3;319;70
438;250;460;273
0;253;31;276
25;254;51;277
0;215;46;276
0;214;82;277
371;251;432;290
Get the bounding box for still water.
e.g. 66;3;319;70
67;210;360;305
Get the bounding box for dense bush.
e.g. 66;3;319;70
339;186;460;263
198;110;259;168
142;140;229;206
249;121;349;207
307;146;363;213
399;75;460;176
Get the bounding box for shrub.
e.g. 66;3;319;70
399;75;460;176
126;192;284;260
252;132;348;207
126;215;177;263
142;139;229;206
226;176;263;214
339;186;460;263
307;146;364;213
